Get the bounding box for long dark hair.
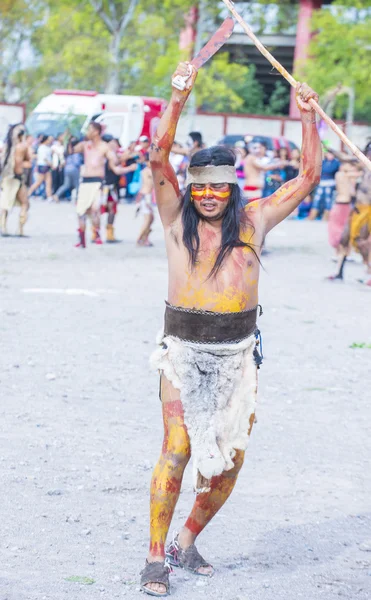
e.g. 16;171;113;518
181;146;259;278
2;123;24;171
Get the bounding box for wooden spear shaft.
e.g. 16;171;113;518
222;0;371;172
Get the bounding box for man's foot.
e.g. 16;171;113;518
166;533;214;577
140;560;171;597
75;228;86;248
92;228;103;245
357;278;371;287
327;273;343;281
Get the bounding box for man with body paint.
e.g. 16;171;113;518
0;124;32;237
72;122;127;248
328;142;371;284
140;61;322;597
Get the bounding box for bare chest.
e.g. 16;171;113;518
166;224;260;312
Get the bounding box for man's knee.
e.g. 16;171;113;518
225;449;245;478
162;426;191;467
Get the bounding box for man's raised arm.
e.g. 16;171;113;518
150;62;197;227
259;83;322;233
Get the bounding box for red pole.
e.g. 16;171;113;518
289;0;322;118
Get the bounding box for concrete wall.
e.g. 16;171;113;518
178;111;371;153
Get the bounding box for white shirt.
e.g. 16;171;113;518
37;144;52;166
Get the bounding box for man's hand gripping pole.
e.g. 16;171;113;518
172;65;193;92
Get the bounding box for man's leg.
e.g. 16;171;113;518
137;214;153;246
176;413;256;573
91;200;102;244
17;185;29;237
1;210;8;236
308;186;321;220
144;376;191;595
106;201;116;242
76;214;87;248
175;450;244;575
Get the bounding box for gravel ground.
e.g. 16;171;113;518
1;200;370;600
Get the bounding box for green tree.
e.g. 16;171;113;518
0;0;40;102
230;64;265;114
301;0;371;122
265;80;290;116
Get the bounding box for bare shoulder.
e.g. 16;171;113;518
244;200;263;219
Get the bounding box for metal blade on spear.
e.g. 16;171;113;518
222;0;371;172
172;16;235;91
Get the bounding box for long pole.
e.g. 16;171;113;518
222;0;371;171
188;0;206;129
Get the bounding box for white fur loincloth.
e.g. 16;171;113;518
0;176;22;211
150;333;258;492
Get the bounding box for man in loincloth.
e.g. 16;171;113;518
72;122;126;248
0;124;32;237
139;61;322;596
327;162;361;267
328;142;371;284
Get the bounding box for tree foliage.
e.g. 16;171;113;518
301;0;371;121
7;0;370;121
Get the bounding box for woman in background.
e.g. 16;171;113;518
28;134;53;201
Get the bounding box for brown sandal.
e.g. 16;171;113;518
166;534;214;577
140;560;171;597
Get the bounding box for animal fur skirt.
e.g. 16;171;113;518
150;333;258;493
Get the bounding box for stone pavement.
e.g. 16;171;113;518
0;201;370;600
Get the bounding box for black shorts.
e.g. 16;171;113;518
37;166;50;175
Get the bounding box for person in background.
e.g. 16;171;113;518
138;135;151;155
101;136;138;242
122;142;140;203
28;134;53;201
172;131;204;159
243;141;271;201
327;161;361;267
261;149;287;198
136;153;154;247
23;135;35;189
72;121;127;248
51;132;65;193
52;136;82;202
170;141;189;193
309;147;340;220
0;124;32;236
328;142;371;283
234;141;249;192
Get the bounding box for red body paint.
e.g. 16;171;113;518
149;541;165;555
164;399;184;419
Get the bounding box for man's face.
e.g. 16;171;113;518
87;124;99;141
191;182;231;220
252;143;266;157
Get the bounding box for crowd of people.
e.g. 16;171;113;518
0;120;370;285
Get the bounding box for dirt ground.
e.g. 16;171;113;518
1;201;370;600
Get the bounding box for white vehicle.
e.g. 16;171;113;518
26;90;166;147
